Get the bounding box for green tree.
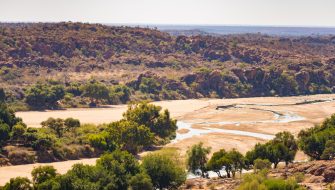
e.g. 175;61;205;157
0;103;21;128
34;179;60;190
109;85;131;104
31;166;57;185
129;172;154;190
81;80;109;106
298;114;335;160
3;177;33;190
227;148;246;178
106;120;153;154
64;118;80;129
246;132;298;168
0;123;10;147
25;83;65;109
59;164;103;190
186;142;211;177
88;133;109;151
246;143;268;166
207;149;227;178
272;131;298;166
207;148;246;178
11;122;27;142
271;72;298;96
96;150;140;190
41;118;65;138
32;136;54;151
139;77;161;94
142;153;186;189
321;140;335;160
123;102;177;139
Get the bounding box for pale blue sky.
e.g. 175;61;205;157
1;0;335;27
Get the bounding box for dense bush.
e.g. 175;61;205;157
25;83;65;109
31;166;57;185
123;102;177;139
88;102;177;154
2;177;33;190
207;148;246;178
142;152;186;189
129;172;154;190
109;84;131;104
246;131;298;168
2;150;185;190
237;171;305;190
81;80;109;106
298;114;335;160
0;99;22;147
253;158;272;173
139;77;161;94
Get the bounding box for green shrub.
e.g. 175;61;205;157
129;173;153;190
142;153;186;189
8;150;35;165
253;159;272;173
298;114;335;160
3;177;32;190
25;83;65;109
31;166;57;185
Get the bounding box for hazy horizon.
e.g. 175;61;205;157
1;0;335;27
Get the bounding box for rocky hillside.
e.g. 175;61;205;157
180;160;335;190
0;22;335;107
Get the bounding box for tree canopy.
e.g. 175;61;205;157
298;114;335;160
186;142;211;177
25;83;65;109
246;131;298;168
142;152;186;189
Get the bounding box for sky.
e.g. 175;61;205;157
0;0;335;27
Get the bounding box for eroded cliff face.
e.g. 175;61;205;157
0;22;335;100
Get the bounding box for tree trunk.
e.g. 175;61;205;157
226;169;231;178
274;162;278;168
216;171;222;178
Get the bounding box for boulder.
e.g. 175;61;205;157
323;169;335;182
305;175;325;183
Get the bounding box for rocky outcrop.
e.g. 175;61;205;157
272;160;335;183
180;178;240;190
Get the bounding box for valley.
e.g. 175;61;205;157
1;94;334;186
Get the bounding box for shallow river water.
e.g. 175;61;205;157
173;111;305;142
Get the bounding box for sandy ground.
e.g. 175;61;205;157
0;158;97;185
1;94;334;186
16;99;215;128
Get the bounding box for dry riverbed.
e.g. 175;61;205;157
1;94;335;185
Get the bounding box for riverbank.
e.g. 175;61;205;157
1;94;334;186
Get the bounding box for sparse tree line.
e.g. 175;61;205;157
22;80;131;110
1;150;186;190
185;131;298;180
184;114;335;189
5;76;186;111
186;116;335;180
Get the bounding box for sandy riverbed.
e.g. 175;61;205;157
1;94;335;185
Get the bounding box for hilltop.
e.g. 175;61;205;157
0;22;335;109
